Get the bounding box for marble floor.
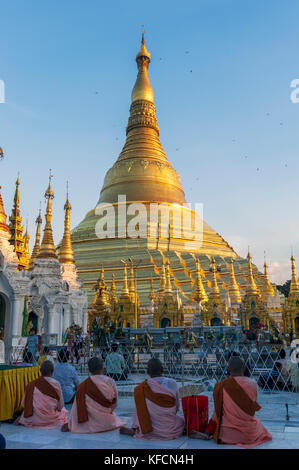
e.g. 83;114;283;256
1;393;299;449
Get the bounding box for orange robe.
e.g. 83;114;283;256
19;377;68;429
68;375;125;433
206;376;272;449
132;378;185;441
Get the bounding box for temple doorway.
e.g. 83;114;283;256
295;316;299;334
28;311;38;332
249;317;259;329
160;317;171;328
211;316;222;326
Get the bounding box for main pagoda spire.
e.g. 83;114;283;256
37;170;58;259
58;185;75;264
98;31;186;205
9;176;27;270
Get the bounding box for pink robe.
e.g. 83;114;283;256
132;378;185;441
211;376;272;449
68;375;125;433
19;377;68;429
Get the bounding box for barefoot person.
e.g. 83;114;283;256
15;360;68;429
190;356;272;448
120;358;184;440
61;356;125;433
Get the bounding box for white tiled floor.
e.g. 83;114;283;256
1;394;299;449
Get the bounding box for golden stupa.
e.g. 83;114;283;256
71;33;263;306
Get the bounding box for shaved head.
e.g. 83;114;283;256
228;356;245;376
147;358;163;377
88;356;103;375
41;360;54;377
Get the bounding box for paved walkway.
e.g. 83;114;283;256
1;391;299;449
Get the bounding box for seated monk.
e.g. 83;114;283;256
120;358;184;440
61;356;125;433
15;360;68;429
190;357;272;448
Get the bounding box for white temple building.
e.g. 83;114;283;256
0;172;88;363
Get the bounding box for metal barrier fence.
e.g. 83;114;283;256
8;334;299;422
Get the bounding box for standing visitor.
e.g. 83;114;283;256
104;343;126;381
53;348;80;404
26;328;38;365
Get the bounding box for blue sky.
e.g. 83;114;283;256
0;0;299;283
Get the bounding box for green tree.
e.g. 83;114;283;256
277;280;290;298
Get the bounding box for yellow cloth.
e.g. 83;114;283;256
0;366;40;421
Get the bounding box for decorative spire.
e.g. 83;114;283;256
0;186;9;232
129;260;135;296
132;29;153;103
289;255;299;295
149;277;155;300
261;260;275;300
210;257;220;295
165;261;173;294
121;262;129;295
23;220;30;270
246;251;259;295
58;184;75;264
37;170;58;259
157;262;166;297
9;176;27;270
109;272;118;303
193;258;208;302
29;208;42;270
228;259;242;303
93;266;109;304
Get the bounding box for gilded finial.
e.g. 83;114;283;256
58;183;74;264
157;261;166;297
228;259;242;303
29;207;43;270
149;277;155;300
262;258;275;300
121;261;129;295
131;29;153;103
192;258;208;302
246;251;259;295
165;260;173;294
37;171;58;260
109;272;118;303
9;175;27;270
210;257;220;295
290;254;299;295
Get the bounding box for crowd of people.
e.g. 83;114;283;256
1;337;298;450
5;348;290;449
